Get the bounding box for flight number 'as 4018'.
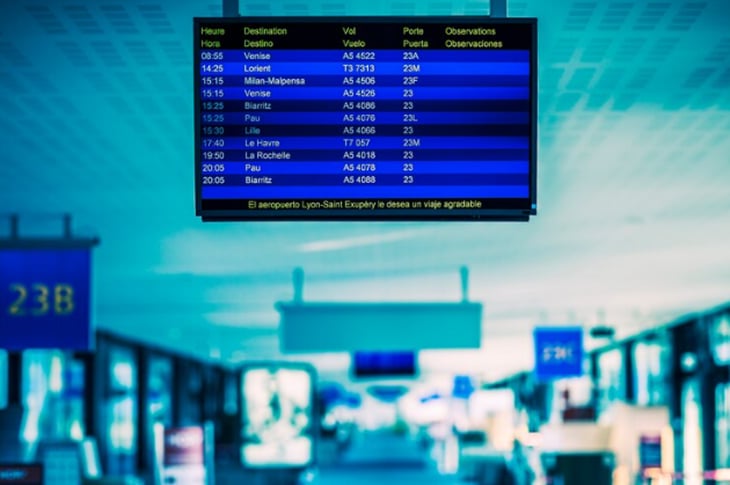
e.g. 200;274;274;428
343;151;376;160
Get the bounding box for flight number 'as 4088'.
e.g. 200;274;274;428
343;175;376;184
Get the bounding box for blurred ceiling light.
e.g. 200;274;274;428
296;228;427;253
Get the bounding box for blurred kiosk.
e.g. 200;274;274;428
239;363;317;485
603;404;672;485
539;403;672;485
155;424;215;485
540;423;615;485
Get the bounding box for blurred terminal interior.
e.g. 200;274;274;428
1;0;730;483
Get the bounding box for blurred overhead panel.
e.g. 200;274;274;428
0;214;99;351
533;326;584;381
277;267;481;352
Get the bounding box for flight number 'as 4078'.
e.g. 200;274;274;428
343;163;376;172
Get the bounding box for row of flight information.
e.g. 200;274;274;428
194;17;537;221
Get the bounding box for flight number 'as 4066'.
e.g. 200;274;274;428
343;126;376;135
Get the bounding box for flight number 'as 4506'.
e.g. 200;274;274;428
341;76;376;85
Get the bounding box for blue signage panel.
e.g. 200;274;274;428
353;351;417;378
0;463;43;484
0;249;91;350
533;327;583;381
453;375;475;399
639;435;662;471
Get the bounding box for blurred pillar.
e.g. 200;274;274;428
7;352;21;405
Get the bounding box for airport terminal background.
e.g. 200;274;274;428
1;0;730;484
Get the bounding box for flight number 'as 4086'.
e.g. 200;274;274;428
343;101;376;110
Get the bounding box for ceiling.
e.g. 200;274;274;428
1;0;729;383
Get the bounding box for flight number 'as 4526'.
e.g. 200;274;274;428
343;89;376;97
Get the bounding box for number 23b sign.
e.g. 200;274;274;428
0;249;91;350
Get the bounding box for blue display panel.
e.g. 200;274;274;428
533;327;584;381
352;351;417;378
0;249;91;350
195;17;537;221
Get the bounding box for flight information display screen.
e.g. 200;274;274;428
194;17;537;221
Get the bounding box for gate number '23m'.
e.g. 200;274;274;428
6;283;75;316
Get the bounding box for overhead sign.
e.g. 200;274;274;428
353;351;417;378
639;435;662;471
0;464;43;484
533;327;583;381
0;249;91;350
194;17;537;222
163;427;206;485
453;375;475;399
278;302;481;352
